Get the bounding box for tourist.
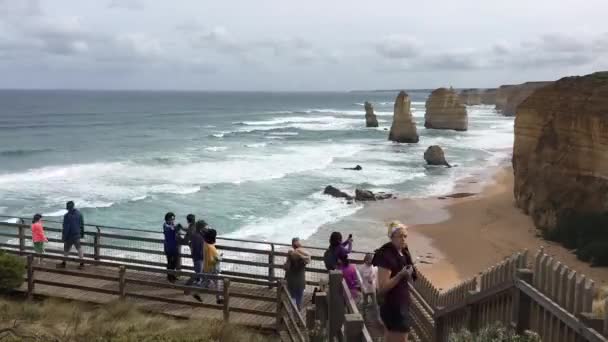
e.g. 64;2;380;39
203;228;223;304
284;237;310;310
323;231;353;271
31;213;47;264
188;220;206;302
58;201;85;269
182;214;196;245
338;254;362;303
359;253;378;307
373;221;417;342
163;212;180;283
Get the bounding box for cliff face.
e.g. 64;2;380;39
495;82;552;116
389;91;419;143
513;72;608;233
364;101;378;127
458;89;482;105
425;88;468;131
481;88;497;105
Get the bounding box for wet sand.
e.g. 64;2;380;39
313;164;608;291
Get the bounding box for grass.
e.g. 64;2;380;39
592;285;608;317
449;322;540;342
0;297;276;342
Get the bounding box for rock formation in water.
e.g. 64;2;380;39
364;101;378;128
496;82;551;116
425;88;468;131
424;145;451;167
323;186;353;200
343;165;362;171
355;189;393;201
513;72;608;263
458;89;483;105
389;91;419;143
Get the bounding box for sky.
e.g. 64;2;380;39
0;0;606;91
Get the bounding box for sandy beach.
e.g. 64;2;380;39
315;163;608;291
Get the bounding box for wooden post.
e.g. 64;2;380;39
18;224;26;253
223;278;231;322
315;292;328;333
434;315;445;342
306;306;316;328
466;290;480;332
118;266;126;298
343;313;364;342
513;269;533;334
603;299;608;337
276;280;283;329
328;270;345;341
26;254;34;300
94;227;101;261
268;243;275;288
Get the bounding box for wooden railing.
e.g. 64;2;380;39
408;249;608;342
16;252;277;321
277;280;309;342
0;220;366;287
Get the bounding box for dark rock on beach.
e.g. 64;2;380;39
323;186;353;200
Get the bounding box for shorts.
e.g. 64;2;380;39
63;239;81;253
380;304;410;333
33;242;45;253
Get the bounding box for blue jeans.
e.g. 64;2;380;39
192;259;202;283
289;287;304;310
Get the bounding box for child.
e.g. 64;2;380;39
338;254;362;303
31;214;47;264
203;229;223;304
359;253;377;307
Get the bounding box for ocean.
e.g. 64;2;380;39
0;90;514;243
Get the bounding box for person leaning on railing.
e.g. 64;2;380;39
373;221;417;342
163;212;180;283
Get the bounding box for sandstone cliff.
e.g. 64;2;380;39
389;91;419;143
496;82;551;116
513;72;608;254
425;88;468;131
364;101;378;127
481;88;497;105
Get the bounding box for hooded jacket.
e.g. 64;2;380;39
372;242;417;308
62;209;84;241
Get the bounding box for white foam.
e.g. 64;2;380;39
0;143;366;210
131;195;147;201
244;143;267;148
211;133;225;138
205;146;228;152
226;192;363;242
236;116;364;132
269;132;299;136
42;209;67;217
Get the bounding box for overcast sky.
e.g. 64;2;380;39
0;0;606;91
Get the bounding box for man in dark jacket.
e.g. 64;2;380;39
58;201;85;269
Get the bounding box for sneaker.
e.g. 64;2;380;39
193;294;202;302
78;263;85;270
56;262;66;269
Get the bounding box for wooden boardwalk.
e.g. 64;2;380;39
16;258;309;330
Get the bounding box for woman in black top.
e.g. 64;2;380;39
373;221;417;342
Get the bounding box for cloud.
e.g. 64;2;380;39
107;0;144;11
0;0;41;17
375;34;420;59
374;32;604;72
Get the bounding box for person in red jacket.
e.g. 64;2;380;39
31;213;48;264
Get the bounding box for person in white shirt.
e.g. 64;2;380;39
359;253;378;307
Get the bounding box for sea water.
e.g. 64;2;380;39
0;90;513;242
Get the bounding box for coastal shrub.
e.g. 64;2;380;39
0;297;276;342
449;322;540;342
0;250;25;291
543;211;608;266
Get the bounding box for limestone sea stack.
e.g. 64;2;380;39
425;88;468;131
481;88;497;105
458;89;482;105
494;85;515;112
513;72;608;238
364;101;378;127
424;145;450;167
389;91;419;143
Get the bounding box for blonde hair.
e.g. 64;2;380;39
387;220;408;238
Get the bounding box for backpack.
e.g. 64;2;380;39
323;247;338;271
